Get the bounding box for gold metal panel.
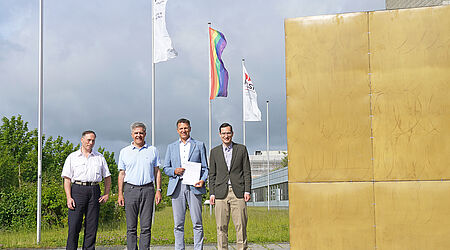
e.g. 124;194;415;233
375;181;450;249
285;13;373;182
370;6;450;180
289;182;375;250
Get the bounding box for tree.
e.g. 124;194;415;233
98;147;118;192
42;135;77;181
0;115;36;189
0;115;125;230
281;152;288;168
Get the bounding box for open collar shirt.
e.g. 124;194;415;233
118;142;161;186
179;137;191;164
222;143;233;185
61;149;111;183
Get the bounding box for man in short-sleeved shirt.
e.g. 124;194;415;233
117;122;162;250
61;130;111;250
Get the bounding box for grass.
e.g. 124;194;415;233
0;206;289;248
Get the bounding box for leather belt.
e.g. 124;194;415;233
126;182;153;187
74;181;99;186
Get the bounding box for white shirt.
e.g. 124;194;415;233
179;137;191;163
61;149;111;182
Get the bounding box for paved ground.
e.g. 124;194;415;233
12;242;290;249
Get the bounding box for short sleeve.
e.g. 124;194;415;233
154;147;161;167
101;155;111;177
61;154;73;179
118;149;126;171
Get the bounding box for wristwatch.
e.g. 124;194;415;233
157;188;162;192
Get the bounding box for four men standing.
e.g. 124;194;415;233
164;118;209;250
62;121;251;249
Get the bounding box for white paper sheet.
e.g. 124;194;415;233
181;161;201;186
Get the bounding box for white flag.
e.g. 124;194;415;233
243;65;262;121
153;0;177;63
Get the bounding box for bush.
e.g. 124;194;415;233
98;193;125;225
41;180;67;228
0;183;37;230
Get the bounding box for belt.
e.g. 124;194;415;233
126;182;153;187
74;181;99;186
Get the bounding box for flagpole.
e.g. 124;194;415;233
208;22;212;216
151;0;156;224
37;0;43;243
242;59;246;145
151;0;155;147
208;22;212;154
266;100;270;211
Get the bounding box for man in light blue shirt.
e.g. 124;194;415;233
118;122;162;250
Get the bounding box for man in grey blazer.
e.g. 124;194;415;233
209;123;252;250
164;118;208;250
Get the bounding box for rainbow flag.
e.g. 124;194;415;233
209;27;229;100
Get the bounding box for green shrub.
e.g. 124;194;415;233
41;180;67;228
0;183;37;230
98;193;125;225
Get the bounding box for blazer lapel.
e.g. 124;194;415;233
229;142;237;171
216;145;228;171
173;141;181;165
188;138;196;160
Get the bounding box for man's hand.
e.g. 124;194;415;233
244;193;251;202
155;190;162;205
99;194;109;203
118;194;125;207
194;180;205;188
210;195;215;205
67;197;76;210
174;168;185;176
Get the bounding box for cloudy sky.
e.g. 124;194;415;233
0;0;385;160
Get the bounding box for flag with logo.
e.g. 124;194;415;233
243;65;262;121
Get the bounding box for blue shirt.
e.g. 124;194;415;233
118;142;161;186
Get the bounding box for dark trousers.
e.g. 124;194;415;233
124;182;155;250
66;183;101;250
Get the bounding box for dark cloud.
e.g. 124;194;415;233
0;0;385;159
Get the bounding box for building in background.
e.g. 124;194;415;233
249;150;286;178
386;0;449;9
248;166;288;208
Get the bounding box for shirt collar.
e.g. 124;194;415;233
76;149;95;157
222;142;233;152
131;141;148;150
179;137;191;145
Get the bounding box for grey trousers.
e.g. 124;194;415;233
124;182;155;250
171;182;204;250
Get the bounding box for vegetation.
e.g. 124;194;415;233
280;152;288;168
0;206;289;248
0;115;124;230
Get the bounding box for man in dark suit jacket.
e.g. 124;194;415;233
209;123;251;250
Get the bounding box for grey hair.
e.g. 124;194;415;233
130;121;147;133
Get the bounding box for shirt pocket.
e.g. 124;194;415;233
72;158;87;179
93;157;104;179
